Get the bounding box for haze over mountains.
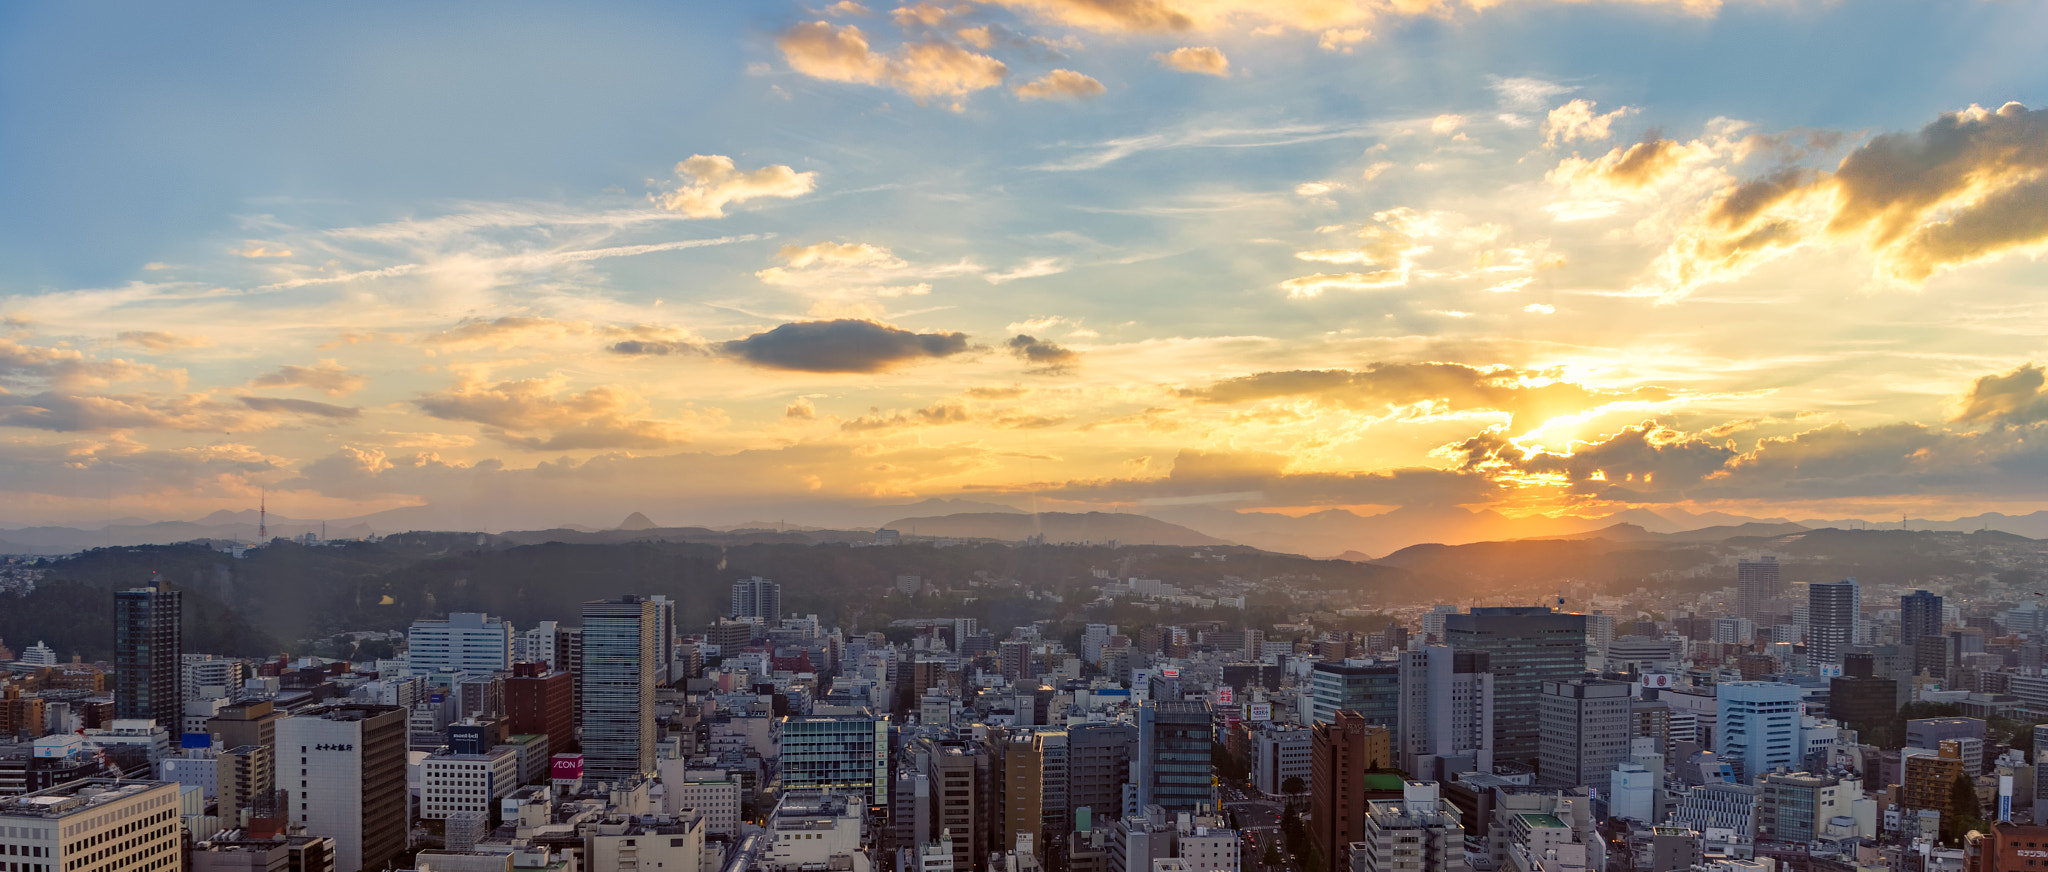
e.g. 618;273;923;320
7;498;2048;558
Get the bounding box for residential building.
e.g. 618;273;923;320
114;580;182;726
1403;646;1494;781
731;577;782;622
1737;558;1782;627
1255;726;1313;796
1902;591;1943;650
503;662;575;754
1806;580;1861;671
1313;711;1393;870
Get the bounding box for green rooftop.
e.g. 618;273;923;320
1362;774;1407;790
1517;813;1568;829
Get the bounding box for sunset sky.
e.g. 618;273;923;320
4;0;2048;530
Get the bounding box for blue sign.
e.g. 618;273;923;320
181;732;212;749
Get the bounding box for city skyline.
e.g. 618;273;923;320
4;2;2048;531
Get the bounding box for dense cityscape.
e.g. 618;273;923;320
7;530;2048;872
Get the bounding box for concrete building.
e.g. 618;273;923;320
114;580;182;726
503;662;575;754
1138;701;1213;813
419;747;519;822
1757;772;1861;843
275;704;409;872
1901;590;1943;650
780;712;889;806
1353;782;1468;872
1313;711;1393;870
1537;679;1632;789
190;830;337;872
405;613;513;676
1310;661;1400;728
1444;608;1589;768
656;770;741;835
1716;682;1802;783
1254;726;1313;796
1404;646;1495;781
580;596;658;782
586;814;707;872
731;577;782;622
1069;723;1137;827
1737;558;1782;627
0;779;183;872
1805;580;1860;671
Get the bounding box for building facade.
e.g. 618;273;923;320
274;704;409;872
1444;608;1589;768
580;596;658;782
114;581;182;726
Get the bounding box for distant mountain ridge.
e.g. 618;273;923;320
880;511;1230;547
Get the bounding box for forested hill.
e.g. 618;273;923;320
0;535;1408;662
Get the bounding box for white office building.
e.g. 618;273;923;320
419;748;519;821
406;613;513;676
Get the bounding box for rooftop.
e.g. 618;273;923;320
0;780;171;818
1517;813;1569;830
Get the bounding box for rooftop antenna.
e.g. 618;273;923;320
258;489;268;541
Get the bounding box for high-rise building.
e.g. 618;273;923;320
1310;659;1400;727
998;730;1045;854
275;704;409;872
504;661;576;753
1312;710;1392;870
1737;557;1783;626
1806;579;1861;670
1255;725;1314;796
780;712;889;805
1137;700;1213;812
1354;782;1469;872
1401;646;1494;780
730;577;782;622
1444;607;1588;767
1717;682;1803;783
1067;722;1137;826
581;596;658;782
0;779;184;872
1537;678;1632;788
115;579;182;725
405;612;513;676
1902;590;1943;650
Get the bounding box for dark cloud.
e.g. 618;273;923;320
720;319;970;373
1007;334;1080;374
1602;133;1685;188
1015;448;1498;507
1453;421;1736;501
1709;167;1815;230
238;396;362;420
1953;363;2048;426
1181;362;1670;429
608;339;705;356
840;402;973;432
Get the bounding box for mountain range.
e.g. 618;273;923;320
6;500;2048;560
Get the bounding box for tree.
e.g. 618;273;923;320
1264;842;1284;868
1942;771;1984;845
1282;776;1305;794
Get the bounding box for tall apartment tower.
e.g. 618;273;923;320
405;612;513;675
581;596;658;782
1901;590;1944;650
1443;607;1588;768
115;578;182;725
1311;710;1392;871
730;577;782;622
1137;700;1214;812
1737;557;1783;626
275;704;409;872
1807;579;1861;670
1537;678;1634;788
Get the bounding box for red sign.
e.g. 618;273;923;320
1218;687;1234;704
551;754;585;780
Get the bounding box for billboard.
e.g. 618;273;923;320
1217;687;1234;704
1246;703;1272;722
551;754;585;781
1640;673;1674;689
1161;667;1181;679
1818;663;1844;678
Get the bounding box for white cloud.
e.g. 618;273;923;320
657;155;818;218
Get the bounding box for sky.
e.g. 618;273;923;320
3;0;2048;531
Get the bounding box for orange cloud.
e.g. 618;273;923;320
1014;69;1106;100
657;154;818;218
1155;46;1230;76
777;21;1007;109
